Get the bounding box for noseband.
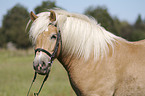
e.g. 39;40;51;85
27;23;61;96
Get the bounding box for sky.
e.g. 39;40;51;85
0;0;145;27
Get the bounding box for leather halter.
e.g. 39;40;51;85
35;27;61;65
27;23;61;96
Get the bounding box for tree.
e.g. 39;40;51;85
130;14;145;41
84;6;145;41
34;0;59;14
120;21;133;41
84;6;119;35
2;4;31;48
134;14;144;29
113;17;122;35
0;27;6;47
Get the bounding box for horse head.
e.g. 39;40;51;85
30;11;61;75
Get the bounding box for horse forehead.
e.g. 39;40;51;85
48;25;57;32
43;26;57;35
42;26;58;36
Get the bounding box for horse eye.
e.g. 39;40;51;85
51;35;56;39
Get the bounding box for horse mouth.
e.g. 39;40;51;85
33;64;51;75
35;69;50;75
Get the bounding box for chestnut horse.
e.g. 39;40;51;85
29;9;145;96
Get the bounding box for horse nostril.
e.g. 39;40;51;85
33;60;47;71
42;61;46;67
33;61;38;70
33;65;37;70
39;64;42;70
38;64;43;70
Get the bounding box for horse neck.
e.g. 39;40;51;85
56;37;116;74
57;51;113;95
57;50;99;79
57;54;81;73
56;34;128;95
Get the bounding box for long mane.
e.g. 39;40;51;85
29;9;121;61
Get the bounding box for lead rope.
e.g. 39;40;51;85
27;44;55;96
27;72;37;96
34;62;52;96
27;67;51;96
34;73;49;96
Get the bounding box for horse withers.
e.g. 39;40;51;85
29;9;145;96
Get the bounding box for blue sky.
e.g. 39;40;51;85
0;0;145;27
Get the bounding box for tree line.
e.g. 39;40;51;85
0;0;145;49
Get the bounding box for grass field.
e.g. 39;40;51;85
0;49;75;96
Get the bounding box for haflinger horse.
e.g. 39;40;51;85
29;9;145;96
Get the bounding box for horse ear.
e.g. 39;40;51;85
30;11;38;21
49;10;56;22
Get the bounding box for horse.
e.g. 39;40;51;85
28;9;145;96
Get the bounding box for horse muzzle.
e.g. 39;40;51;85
33;53;51;75
33;62;51;75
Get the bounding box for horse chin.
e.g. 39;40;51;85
36;68;50;75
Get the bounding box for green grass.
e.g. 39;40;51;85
0;49;75;96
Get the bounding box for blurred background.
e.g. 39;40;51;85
0;0;145;96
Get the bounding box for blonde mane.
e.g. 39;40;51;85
29;9;120;61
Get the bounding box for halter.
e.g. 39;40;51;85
27;23;61;96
